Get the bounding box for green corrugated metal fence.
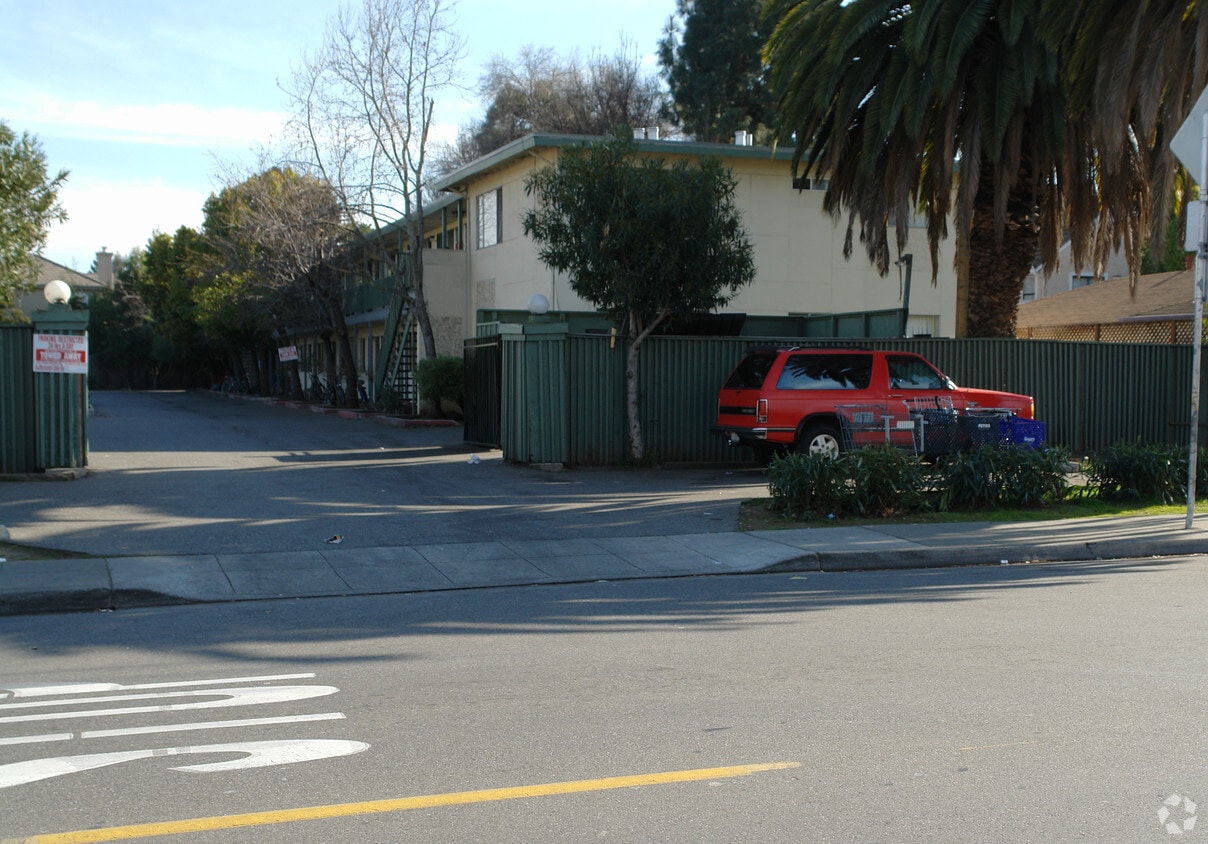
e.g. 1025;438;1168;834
0;326;36;473
488;332;1208;466
500;324;571;464
0;316;90;474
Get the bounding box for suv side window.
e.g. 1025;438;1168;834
776;353;873;390
887;355;947;390
723;351;777;389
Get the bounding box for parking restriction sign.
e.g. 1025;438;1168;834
33;333;89;374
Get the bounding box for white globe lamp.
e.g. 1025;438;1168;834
44;279;72;305
528;293;550;316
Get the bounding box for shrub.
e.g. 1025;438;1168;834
765;450;850;518
995;446;1071;508
843;444;927;517
936;447;999;511
1087;440;1184;504
937;445;1070;511
414;356;464;417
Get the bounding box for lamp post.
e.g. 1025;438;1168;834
32;280;90;471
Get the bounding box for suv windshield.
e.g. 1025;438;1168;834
724;350;777;389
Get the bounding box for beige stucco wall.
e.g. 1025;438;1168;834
421;247;469;358
450;143;961;338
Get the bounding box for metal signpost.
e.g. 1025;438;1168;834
1170;87;1208;529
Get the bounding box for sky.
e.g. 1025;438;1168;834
2;0;676;273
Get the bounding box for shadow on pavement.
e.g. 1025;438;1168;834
0;557;1185;661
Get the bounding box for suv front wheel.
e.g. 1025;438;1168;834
796;422;842;457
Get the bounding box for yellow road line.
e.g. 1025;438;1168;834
4;761;800;843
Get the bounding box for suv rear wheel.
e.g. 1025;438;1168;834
796;422;842;457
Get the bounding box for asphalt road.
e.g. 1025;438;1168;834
0;391;768;557
3;559;1206;842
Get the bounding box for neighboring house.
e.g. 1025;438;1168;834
430;133;960;340
1020;240;1132;303
1016;268;1198;343
16;252;113;318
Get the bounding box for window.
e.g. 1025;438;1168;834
476;188;501;249
887;356;948;390
776;354;873;390
724;350;777;389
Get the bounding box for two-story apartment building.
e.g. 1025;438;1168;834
428;132;960;342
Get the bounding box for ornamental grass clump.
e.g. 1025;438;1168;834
937;445;1070;511
1087;440;1185;504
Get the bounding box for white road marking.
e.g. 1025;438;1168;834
0;675;371;791
0;712;347;746
0;674;317;699
0;733;72;747
83;712;347;738
0;739;370;789
0;685;338;724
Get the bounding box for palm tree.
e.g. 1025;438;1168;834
765;0;1073;337
1043;1;1207;269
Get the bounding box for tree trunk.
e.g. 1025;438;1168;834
410;223;438;360
624;308;671;461
625;337;644;460
326;302;361;409
964;160;1040;338
322;335;338;404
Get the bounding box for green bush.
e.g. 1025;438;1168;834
1087;440;1184;504
414;356;464;417
843;444;927;517
936;447;999;511
937;445;1070;511
766;445;928;519
765;450;850;518
996;446;1071;507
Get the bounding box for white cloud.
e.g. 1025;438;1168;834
2;87;288;150
42;178;209;270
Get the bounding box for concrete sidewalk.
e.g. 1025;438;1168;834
3;514;1206;615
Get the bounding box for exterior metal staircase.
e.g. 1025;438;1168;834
373;257;418;412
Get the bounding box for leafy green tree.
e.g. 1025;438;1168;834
523;133;755;459
200;167;361;405
126;227;222;386
658;0;773;143
766;0;1075;338
0;121;67;321
89;257;154;389
1141;204;1190;275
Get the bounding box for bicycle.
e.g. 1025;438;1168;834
304;373;325;403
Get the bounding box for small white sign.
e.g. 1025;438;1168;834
1171;85;1208;182
278;345;299;362
32;333;88;374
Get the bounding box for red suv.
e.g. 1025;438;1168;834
713;347;1035;457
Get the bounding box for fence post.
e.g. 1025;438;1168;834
500;322;569;465
31;303;90;472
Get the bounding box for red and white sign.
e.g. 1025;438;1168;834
33;333;89;374
278;345;299;362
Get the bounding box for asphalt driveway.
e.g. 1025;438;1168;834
0;391;768;557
